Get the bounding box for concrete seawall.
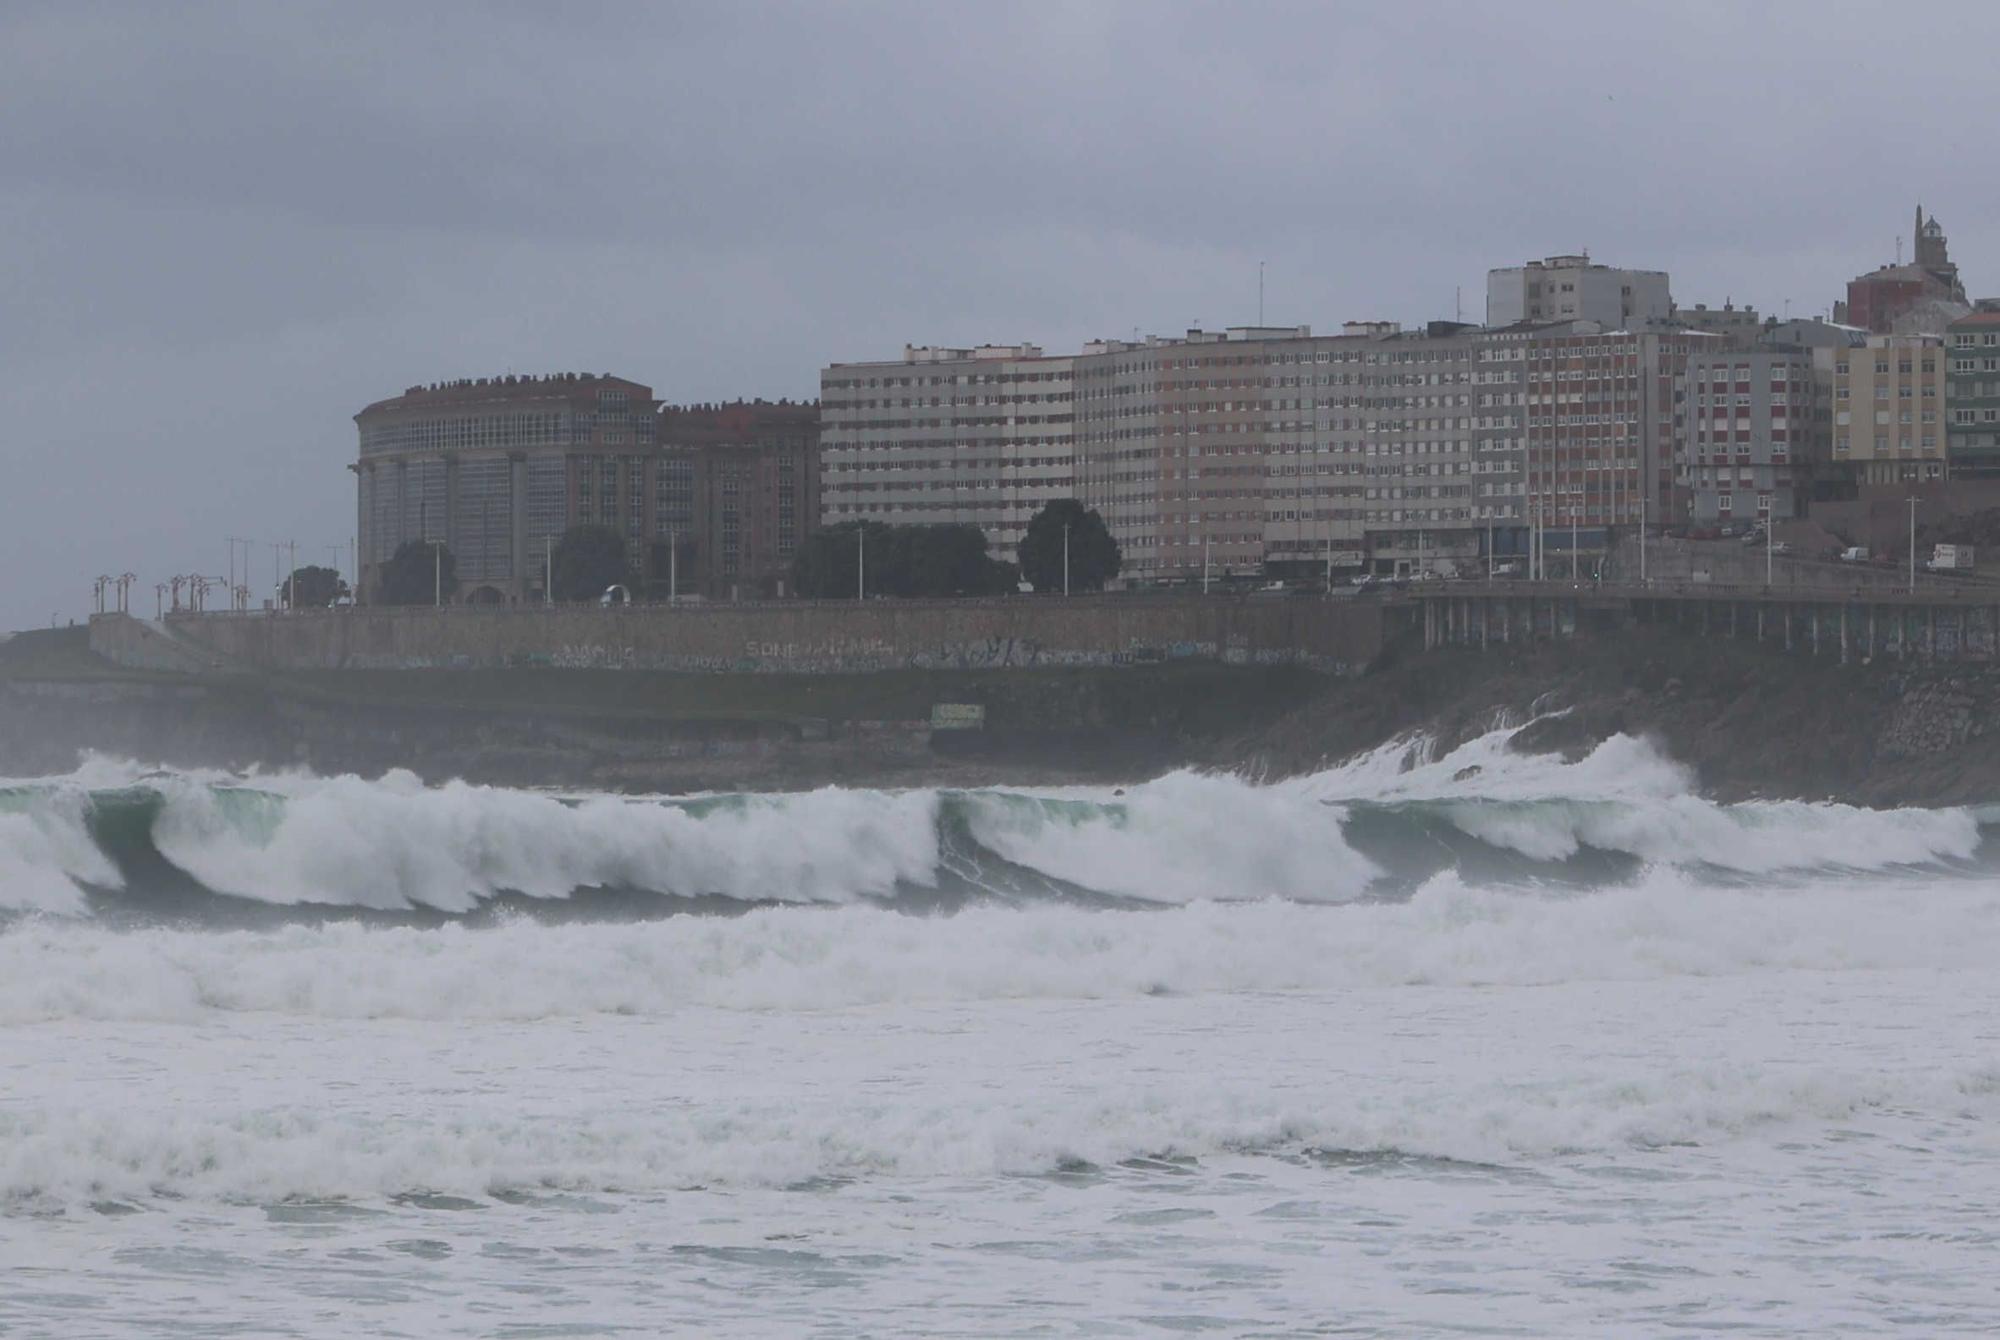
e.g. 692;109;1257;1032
95;598;1385;675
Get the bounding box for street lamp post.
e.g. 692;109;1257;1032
1908;494;1918;595
1766;505;1774;589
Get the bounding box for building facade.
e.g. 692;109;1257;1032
1486;255;1672;329
655;400;820;599
1815;336;1948;486
1840;206;1970;335
1520;328;1710;536
1669;302;1763;341
817;345;1075;564
1946;310;2000;478
1674;349;1821;525
1070;321;1540;581
354;373;656;602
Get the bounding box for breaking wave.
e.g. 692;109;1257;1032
7;869;2000;1024
0;723;1990;920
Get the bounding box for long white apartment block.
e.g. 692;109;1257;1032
818;344;1074;563
823;322;1563;583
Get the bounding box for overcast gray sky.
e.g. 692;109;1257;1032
4;0;1997;630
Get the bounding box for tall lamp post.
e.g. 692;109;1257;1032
1907;494;1918;595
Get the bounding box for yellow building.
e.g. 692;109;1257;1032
1817;336;1948;486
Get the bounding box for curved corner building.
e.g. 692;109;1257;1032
353;373;655;602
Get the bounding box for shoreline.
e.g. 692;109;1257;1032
6;624;2000;806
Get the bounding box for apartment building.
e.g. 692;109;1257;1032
1815;336;1948;486
353;372;656;602
655;400;820;599
1522;329;1712;533
1946;309;2000;478
817;345;1075;564
1487;255;1672;328
1072;321;1540;581
1675;349;1821;525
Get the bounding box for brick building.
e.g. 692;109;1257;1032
354;376;821;602
353;372;657;602
655;400;820;599
1521;329;1712;539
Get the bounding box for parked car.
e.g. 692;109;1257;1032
1839;547;1871;563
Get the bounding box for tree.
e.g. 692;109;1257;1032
791;521;887;599
378;541;456;606
902;523;1015;597
1018;500;1120;593
551;524;631;602
790;521;1016;598
282;565;348;609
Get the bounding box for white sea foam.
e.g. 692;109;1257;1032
1300;726;1984;874
4;1052;1994;1207
0;730;1990;917
6;869;2000;1024
961;769;1379;903
148;772;944;911
0;788;120;915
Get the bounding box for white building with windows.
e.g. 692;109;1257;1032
817;345;1075;563
1487;255;1672;329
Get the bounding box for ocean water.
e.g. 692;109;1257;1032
3;729;2000;1336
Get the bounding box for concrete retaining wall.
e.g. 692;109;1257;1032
97;598;1385;675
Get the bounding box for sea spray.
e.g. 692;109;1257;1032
7;869;2000;1024
0;727;1990;918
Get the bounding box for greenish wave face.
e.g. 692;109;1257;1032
0;750;1993;927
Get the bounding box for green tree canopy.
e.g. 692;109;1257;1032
791;522;1015;598
1017;500;1120;593
551;524;631;602
282;565;349;609
378;541;455;606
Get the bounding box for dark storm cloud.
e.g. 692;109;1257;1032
3;0;1998;628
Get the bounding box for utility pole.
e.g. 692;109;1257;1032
1908;494;1918;595
1202;535;1211;595
857;526;865;602
668;527;678;604
1063;522;1071;597
1258;260;1265;327
1639;491;1647;585
1766;506;1774;589
433;539;442;607
545;534;553;604
1570;510;1578;583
